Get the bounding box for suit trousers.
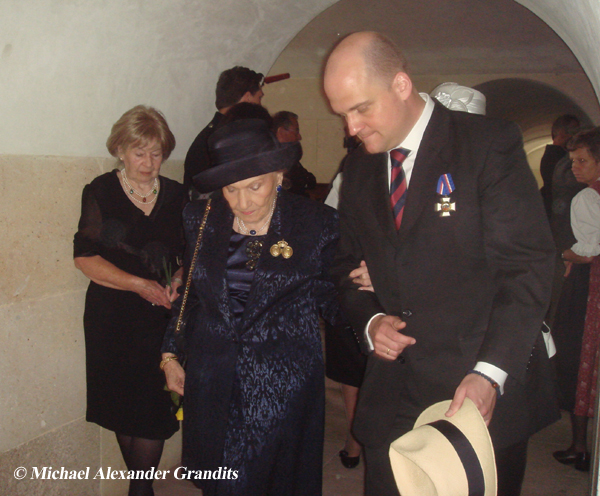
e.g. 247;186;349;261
363;423;528;496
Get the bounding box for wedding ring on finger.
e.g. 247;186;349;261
386;348;391;355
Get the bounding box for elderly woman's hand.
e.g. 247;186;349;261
166;269;184;303
163;356;185;396
349;260;374;292
135;278;172;308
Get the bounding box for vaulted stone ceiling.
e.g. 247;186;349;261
270;0;583;78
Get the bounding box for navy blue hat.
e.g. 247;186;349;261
193;119;302;193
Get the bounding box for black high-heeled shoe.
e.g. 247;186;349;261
339;449;360;469
553;449;578;465
574;452;591;472
553;450;591;471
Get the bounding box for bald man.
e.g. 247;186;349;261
325;32;559;496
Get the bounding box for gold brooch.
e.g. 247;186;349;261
245;240;263;271
270;240;293;259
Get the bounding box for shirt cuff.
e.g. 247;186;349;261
571;241;600;257
474;362;507;395
364;313;386;351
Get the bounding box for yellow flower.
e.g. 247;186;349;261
176;406;183;421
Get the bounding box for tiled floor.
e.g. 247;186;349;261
155;378;590;495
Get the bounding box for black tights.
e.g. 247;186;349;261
116;433;165;496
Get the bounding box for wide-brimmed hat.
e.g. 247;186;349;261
431;82;487;115
389;398;497;496
193;118;302;193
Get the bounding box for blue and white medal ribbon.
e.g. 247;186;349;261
436;173;455;196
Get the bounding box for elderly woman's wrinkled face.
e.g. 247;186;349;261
571;147;600;186
223;171;283;227
119;139;163;185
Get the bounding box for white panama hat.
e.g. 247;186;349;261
389;398;497;496
431;82;487;116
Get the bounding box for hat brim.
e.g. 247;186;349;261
193;141;301;193
389;398;497;496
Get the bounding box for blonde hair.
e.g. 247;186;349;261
106;105;176;159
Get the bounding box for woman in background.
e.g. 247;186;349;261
74;105;185;496
554;127;600;472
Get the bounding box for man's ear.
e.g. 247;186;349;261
275;127;286;142
239;91;253;103
392;72;413;101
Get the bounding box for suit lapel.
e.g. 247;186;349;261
367;152;401;248
398;103;454;243
199;198;235;327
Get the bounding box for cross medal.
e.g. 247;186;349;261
435;174;456;217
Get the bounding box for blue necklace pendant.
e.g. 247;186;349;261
249;230;257;235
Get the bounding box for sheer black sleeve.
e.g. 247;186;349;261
73;184;103;258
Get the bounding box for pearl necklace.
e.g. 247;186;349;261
121;168;159;204
237;196;276;236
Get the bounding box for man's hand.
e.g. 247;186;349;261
446;373;497;425
563;260;573;278
368;314;415;360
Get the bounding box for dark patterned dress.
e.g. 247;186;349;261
74;170;185;439
162;192;339;496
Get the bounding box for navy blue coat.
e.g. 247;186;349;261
163;191;339;496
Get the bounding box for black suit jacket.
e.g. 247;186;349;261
183;111;224;196
332;102;559;450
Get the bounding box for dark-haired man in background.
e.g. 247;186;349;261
540;114;580;216
184;66;264;198
273;110;316;197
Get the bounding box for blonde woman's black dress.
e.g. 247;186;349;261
74;170;185;439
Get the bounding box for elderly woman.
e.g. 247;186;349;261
161;119;339;496
554;127;600;472
74;105;186;496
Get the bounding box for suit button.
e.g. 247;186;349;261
402;310;413;318
396;355;405;364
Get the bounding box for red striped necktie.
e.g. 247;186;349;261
390;148;410;230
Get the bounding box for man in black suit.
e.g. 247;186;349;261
273;111;317;197
324;32;558;496
184;66;264;199
540;114;580;217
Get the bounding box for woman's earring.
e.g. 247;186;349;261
276;184;282;192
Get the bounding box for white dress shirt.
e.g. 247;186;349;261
385;93;434;189
571;183;600;257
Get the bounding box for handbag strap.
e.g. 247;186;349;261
175;199;212;335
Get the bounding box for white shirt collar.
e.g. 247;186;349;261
389;93;434;155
